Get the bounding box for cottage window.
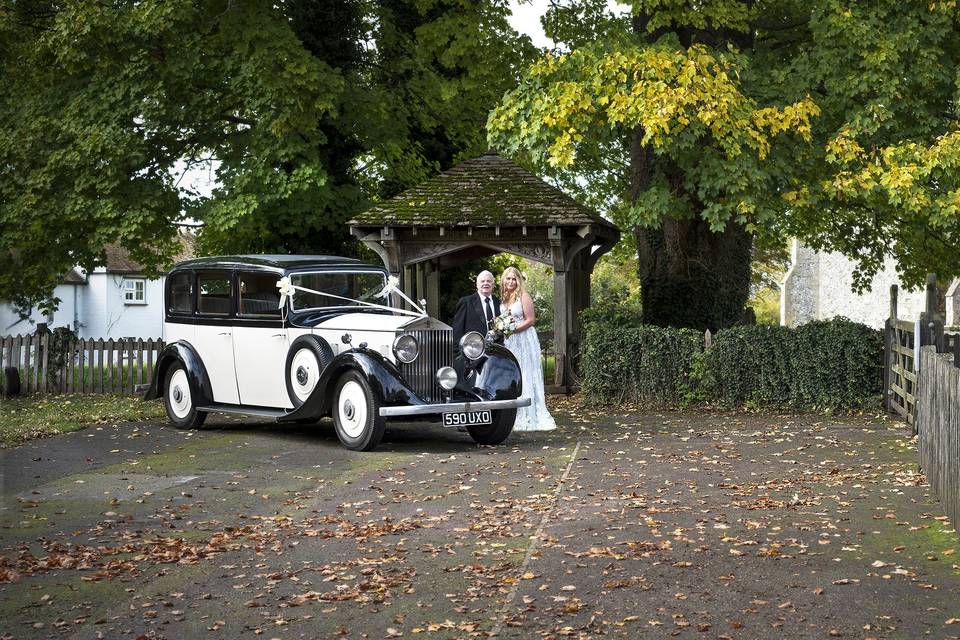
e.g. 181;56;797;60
123;278;146;305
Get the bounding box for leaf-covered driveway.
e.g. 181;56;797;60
1;404;957;639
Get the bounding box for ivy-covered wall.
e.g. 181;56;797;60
579;316;883;411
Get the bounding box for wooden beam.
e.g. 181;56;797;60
425;259;440;318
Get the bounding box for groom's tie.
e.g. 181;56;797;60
484;297;494;324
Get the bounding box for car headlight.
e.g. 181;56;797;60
436;366;458;390
393;334;419;363
459;331;485;360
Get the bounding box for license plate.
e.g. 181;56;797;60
442;410;492;427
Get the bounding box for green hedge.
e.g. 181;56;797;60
580;322;703;405
579;316;883;411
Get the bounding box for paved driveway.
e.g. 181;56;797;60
1;403;958;639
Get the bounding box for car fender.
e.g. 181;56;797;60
144;341;214;406
452;343;522;402
278;349;420;423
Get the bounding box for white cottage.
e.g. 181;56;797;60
780;239;959;329
0;238;194;340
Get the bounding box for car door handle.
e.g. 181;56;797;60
218;332;230;336
271;333;285;338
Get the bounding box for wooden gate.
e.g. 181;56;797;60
886;313;917;427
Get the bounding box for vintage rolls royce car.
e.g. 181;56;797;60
145;255;529;450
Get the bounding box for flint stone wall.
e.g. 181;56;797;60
780;239;927;329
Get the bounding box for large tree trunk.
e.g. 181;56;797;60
627;10;754;331
630;128;752;331
634;222;752;331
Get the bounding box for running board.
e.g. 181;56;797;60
195;404;291;420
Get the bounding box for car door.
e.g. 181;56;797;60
233;270;291;409
193;270;240;404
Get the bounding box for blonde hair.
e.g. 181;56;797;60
499;266;527;308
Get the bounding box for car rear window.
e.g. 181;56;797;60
168;272;193;314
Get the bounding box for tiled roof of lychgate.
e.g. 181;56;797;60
350;151;616;230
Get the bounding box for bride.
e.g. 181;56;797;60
499;267;556;432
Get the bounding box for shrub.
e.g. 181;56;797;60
698;318;883;410
579;316;883;411
579;318;702;406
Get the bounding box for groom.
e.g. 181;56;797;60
452;270;499;344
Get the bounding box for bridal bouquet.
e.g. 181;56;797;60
492;312;517;338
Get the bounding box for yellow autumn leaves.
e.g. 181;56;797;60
488;44;820;169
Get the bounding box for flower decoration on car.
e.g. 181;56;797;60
276;276;295;308
377;275;401;299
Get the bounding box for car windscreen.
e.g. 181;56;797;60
289;271;387;311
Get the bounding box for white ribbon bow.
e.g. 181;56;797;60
276;276;295;309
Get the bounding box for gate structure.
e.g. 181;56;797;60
886;273;960;535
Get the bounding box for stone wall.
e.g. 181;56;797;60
780;240;927;329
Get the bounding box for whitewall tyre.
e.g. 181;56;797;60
285;335;334;408
163;362;207;429
332;371;385;451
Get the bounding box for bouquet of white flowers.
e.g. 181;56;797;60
492;312;517;338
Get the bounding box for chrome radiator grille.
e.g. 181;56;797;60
399;329;452;403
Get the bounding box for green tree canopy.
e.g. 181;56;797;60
0;0;533;309
488;0;960;328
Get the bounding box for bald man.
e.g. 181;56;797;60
452;270;500;345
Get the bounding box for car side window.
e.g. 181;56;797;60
238;272;281;317
167;272;193;314
197;271;232;315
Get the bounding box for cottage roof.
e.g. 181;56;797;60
61;268;87;285
350;151;615;230
104;230;197;273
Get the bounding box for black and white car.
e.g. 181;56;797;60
145;255;529;450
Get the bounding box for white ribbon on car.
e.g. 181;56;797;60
276;275;428;318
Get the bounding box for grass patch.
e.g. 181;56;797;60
0;394;166;447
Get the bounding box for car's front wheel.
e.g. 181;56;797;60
332;371;385;451
163;362;207;429
466;408;515;445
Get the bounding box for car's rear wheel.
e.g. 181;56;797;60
332;371;385;451
164;362;207;429
286;336;334;408
467;408;515;445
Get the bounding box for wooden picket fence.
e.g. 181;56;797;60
1;334;164;395
917;345;960;535
886;274;960;537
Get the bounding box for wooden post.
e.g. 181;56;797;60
147;338;155;388
97;339;105;393
925;273;938;315
425;259;440;318
402;264;415;309
414;262;425;308
40;333;49;394
106;338;115;393
552;270;569;391
883;285;898;413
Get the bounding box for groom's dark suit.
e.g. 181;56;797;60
452;293;500;344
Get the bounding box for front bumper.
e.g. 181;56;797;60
379;397;530;418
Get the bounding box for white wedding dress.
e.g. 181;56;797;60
501;299;556;432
